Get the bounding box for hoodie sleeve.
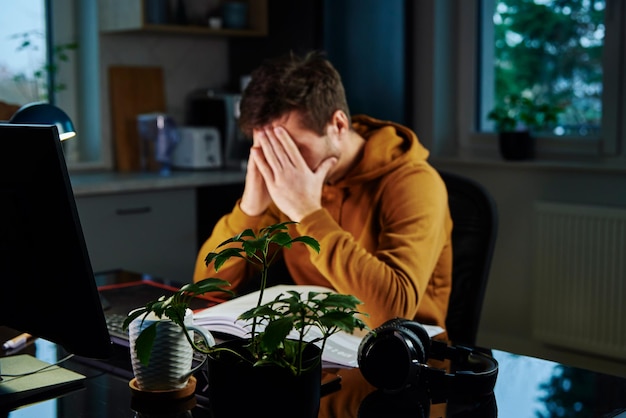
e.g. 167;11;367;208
295;165;452;329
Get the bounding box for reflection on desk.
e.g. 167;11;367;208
319;364;496;418
319;350;626;418
492;351;626;418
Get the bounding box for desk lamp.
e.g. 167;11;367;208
9;102;76;141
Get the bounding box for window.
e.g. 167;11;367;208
0;0;104;168
457;0;625;158
483;0;604;138
0;1;47;108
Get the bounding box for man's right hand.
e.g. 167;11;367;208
239;129;271;216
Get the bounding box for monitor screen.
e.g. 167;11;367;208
0;123;112;359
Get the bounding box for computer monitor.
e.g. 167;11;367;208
0;123;112;359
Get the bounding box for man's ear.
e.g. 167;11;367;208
329;110;350;135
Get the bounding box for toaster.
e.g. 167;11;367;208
172;127;222;170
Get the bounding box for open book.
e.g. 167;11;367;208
193;284;445;368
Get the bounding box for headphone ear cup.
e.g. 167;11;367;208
358;319;427;392
395;320;431;357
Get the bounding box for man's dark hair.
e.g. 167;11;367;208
239;51;351;137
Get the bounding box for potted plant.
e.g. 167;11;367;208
123;278;233;393
124;221;367;417
487;93;562;160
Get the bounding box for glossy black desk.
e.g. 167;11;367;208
2;271;626;417
3;339;626;417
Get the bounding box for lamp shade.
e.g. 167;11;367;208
9;102;76;141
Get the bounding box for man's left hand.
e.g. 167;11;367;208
252;126;337;222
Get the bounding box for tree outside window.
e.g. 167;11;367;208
487;0;605;137
0;1;47;110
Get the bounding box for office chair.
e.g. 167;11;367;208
439;171;498;347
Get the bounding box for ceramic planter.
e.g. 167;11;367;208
128;309;215;391
207;339;322;418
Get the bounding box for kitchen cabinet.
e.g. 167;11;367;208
99;0;268;37
75;188;197;283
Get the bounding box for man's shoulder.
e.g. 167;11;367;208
375;163;447;204
381;159;443;183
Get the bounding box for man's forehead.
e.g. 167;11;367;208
267;111;315;138
271;111;299;128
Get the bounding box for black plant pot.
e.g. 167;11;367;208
498;131;535;160
207;339;322;418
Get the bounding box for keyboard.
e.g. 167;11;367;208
105;313;130;347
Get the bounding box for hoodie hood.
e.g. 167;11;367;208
336;114;430;186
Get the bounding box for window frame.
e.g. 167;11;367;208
53;0;109;170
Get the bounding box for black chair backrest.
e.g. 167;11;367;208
439;171;498;346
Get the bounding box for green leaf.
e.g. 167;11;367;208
260;316;294;352
317;293;363;309
205;248;247;270
122;308;147;330
319;311;368;334
234;228;257;241
289;236;320;253
260;222;295;236
181;278;233;296
135;322;158;365
162;305;188;328
269;231;293;247
238;304;280;321
242;238;267;256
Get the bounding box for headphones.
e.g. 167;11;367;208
357;318;498;399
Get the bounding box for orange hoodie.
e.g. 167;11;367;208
193;115;452;329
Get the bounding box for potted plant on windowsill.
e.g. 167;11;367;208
487;93;562;160
124;221;367;418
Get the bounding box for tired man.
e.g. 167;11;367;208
194;52;452;329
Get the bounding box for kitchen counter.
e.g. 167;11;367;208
70;169;246;197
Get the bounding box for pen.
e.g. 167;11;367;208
2;333;34;351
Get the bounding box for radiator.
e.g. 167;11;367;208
532;202;626;361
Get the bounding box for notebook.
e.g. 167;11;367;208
0;354;85;410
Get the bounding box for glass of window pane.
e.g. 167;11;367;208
0;1;48;112
485;0;605;138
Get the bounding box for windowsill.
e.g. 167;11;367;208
431;148;626;174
